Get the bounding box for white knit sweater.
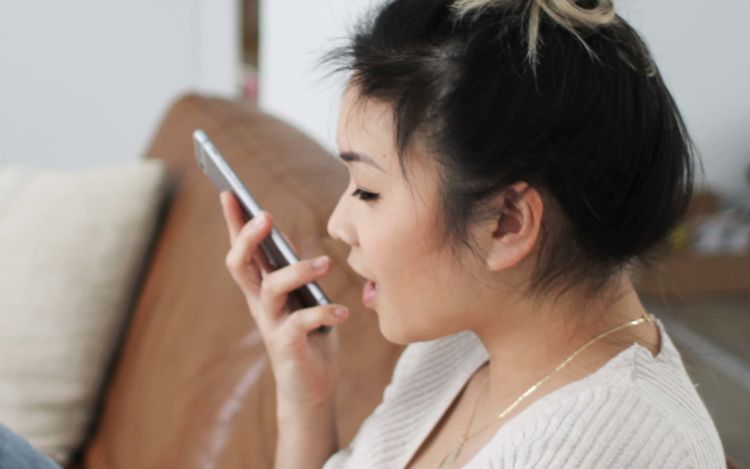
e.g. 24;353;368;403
324;316;726;468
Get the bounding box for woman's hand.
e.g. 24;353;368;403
219;190;349;409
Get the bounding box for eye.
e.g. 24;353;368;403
350;187;380;202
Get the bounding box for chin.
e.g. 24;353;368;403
377;313;442;346
378;319;405;345
377;312;413;345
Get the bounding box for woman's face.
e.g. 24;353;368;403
327;87;492;344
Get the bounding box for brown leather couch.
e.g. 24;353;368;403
70;94;403;468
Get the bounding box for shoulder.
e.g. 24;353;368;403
472;321;726;468
623;319;726;466
483;383;726;468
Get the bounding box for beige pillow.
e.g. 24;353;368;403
0;159;168;465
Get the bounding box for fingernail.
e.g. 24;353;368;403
253;212;266;226
313;255;329;270
333;307;348;317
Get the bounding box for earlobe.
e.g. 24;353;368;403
485;182;543;272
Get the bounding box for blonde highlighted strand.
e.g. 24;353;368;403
452;0;619;70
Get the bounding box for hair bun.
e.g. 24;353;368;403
452;0;619;68
535;0;616;29
453;0;616;26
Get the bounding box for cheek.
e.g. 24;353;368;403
369;225;465;342
378;258;468;344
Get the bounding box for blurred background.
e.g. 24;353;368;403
0;0;747;202
0;0;748;466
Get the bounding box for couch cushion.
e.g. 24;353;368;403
0;159;168;466
84;95;403;469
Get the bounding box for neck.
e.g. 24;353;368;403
472;273;652;403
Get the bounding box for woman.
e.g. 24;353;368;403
220;0;725;467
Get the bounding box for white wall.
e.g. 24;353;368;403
0;0;241;170
260;0;750;201
618;0;750;201
259;0;382;159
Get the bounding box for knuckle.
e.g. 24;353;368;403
225;250;245;271
275;330;297;350
224;251;236;269
232;230;250;250
239;224;254;242
286;310;314;335
241;219;266;240
260;277;278;300
286;311;305;330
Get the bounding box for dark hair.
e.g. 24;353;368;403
323;0;697;295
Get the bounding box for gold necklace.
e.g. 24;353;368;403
438;312;654;469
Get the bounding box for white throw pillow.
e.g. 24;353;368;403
0;159;168;465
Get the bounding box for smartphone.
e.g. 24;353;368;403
193;129;332;333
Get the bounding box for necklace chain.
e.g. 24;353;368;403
438;312;654;469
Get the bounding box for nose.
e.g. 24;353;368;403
327;193;357;247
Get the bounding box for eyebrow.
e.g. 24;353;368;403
338;151;386;172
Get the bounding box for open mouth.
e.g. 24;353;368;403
348;259;378;307
363;279;377;307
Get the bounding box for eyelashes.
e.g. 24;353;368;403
351;187;380;202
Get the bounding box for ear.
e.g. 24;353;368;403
485;182;544;272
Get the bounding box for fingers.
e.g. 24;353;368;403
283;305;349;340
252;250;274;277
219;191;243;243
219;191;266;241
219;191;347;338
224;209;273;294
260;255;331;319
220;192;276;275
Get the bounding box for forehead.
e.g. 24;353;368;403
336;87;395;149
334;85;440;191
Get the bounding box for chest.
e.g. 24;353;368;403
405;371;501;469
406;421;494;469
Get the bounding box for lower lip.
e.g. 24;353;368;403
363;280;377;307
